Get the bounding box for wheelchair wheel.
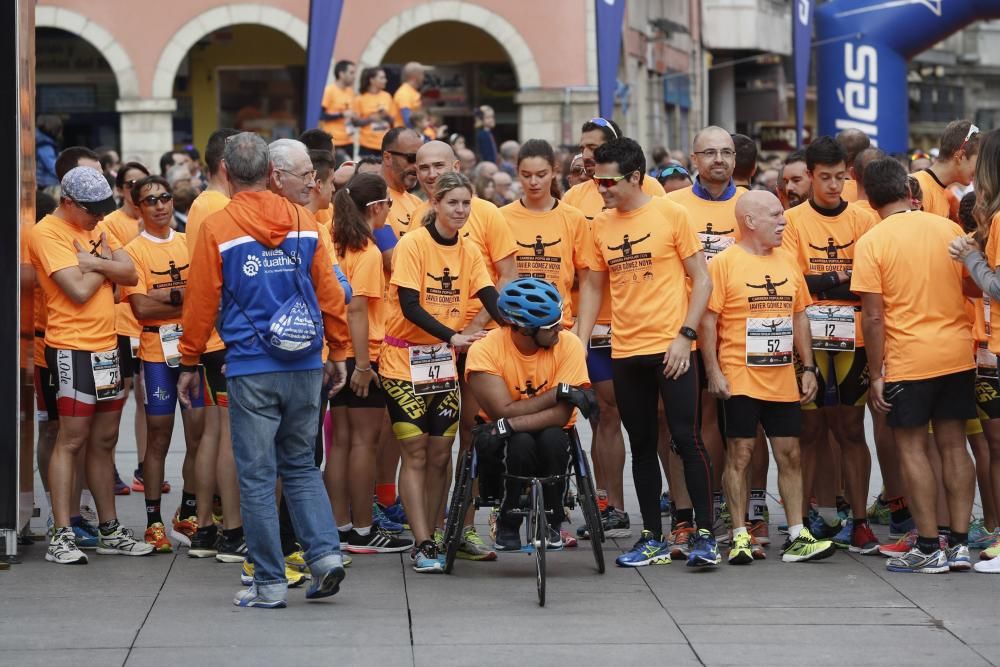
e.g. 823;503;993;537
531;479;546;607
443;449;474;574
573;432;605;573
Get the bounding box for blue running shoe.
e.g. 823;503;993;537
411;541;444;573
660;492;672;516
686;529;721;568
832;518;852;549
888;515;915;540
383;498;409;528
615;530;671;567
968;519;999;549
809;513;842;540
70;517;98;549
372;502;404;534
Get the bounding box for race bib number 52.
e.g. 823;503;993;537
746;317;793;367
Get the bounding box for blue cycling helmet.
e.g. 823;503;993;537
498;277;564;328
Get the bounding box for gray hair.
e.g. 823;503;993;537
223;132;269;186
268;138;309;172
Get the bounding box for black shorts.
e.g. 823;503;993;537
116;335;140;379
33;366;59;422
201;349;228;408
721;395;801;439
886;369;977;428
801;347;869;410
976;376;1000;421
381;377;460;439
331;359;386;409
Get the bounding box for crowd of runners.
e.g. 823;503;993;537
20;56;1000;608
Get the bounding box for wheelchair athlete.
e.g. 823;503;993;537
465;277;598;551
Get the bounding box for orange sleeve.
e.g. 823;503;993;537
119;243;146;301
556;333;591;386
311;230;349;361
351;245;384;299
589;218;608;271
34;227;79;276
848;235;881;295
706;252;726;313
569;208;593;270
179;217;224;365
390;236;424;290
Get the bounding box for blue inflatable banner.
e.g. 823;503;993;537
596;0;627;119
305;0;345;131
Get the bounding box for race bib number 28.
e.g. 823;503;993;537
90;349;122;401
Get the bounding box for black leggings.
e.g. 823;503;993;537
611;351;713;535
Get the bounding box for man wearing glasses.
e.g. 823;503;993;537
380;127;425;241
911;120;980;224
576;138;717;569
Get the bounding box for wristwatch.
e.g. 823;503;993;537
802;365;819;375
170;289;182;306
679;326;698;341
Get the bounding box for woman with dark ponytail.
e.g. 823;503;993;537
325;173;413;555
500;138;592;327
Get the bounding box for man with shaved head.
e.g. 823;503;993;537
851;147;886;218
699;190;834;565
666;125;746;547
410;141;518;559
835;128;871;202
393;62;426;129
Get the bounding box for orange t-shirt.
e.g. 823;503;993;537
387;186;426;240
913;169;959;223
338;240;385;362
412;196;517;326
27;223;49;368
353;91;396;151
29;214;121;352
98;209;142;338
984;213;1000;354
781;200;876;347
320;83;356;147
850;210;974;382
393;82;422;128
186;189;230;354
853;197;876;218
381;226;493;381
707;245;811;402
842;179;858;203
500;199;593;326
589;197;701;358
121;230;191;363
564;177;666;325
465;327;590;426
665;185;746;262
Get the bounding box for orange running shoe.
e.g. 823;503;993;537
170;511;198;547
668;521;695;559
144;522;173;553
748;519;771;546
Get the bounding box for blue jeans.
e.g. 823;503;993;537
228;369;341;599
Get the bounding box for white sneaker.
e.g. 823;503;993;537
974;555;1000;573
79;504;98;524
96;523;154;556
45;527;88;565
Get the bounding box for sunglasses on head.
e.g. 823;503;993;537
959;124;980;155
366;196;393;207
588;117;619;139
140;193;173;206
386;150;417;164
652;165;690;180
592;171;636;189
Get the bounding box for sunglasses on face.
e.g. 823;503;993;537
588;117;619;139
592;171;636;189
386;150;417;164
140;193;173;206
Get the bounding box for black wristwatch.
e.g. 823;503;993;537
679;326;698;341
170;289;182;306
802;365;819;375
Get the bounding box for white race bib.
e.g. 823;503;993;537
746;317;793;367
806;305;856;351
129;336;140;359
159;324;183;368
977;342;997;380
590;324;611;349
409;344;458;395
91;349;122;401
985;295;992;338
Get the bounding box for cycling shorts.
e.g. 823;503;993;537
141;361;205;416
800;348;869;410
586;344;613;384
44;346;125;417
976;376;1000;422
381;377;459;440
34;366;59;422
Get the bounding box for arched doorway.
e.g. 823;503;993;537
35;28;120;149
170;24;306;152
381;21;520;145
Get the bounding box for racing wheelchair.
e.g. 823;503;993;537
441;426;604;607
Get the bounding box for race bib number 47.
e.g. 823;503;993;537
746;317;793;367
409;344;457;395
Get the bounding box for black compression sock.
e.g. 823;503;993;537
145;497;162;526
179;491;197;520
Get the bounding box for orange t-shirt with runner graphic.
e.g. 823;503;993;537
412;196;517;327
337;239;385;362
320;83;356;147
465;327;590;426
850;210;974;382
353;91;396;151
186;189;230;354
589;197;702;359
564;176;666;325
707;245;811;402
29;214;122;352
387;186;425;240
665;185;746;262
121;230;191;363
381;225;493;381
500;199;593;326
98;209;142;339
781;200;876;347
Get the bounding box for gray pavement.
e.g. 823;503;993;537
3;402;1000;666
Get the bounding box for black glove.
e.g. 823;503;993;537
472;417;515;456
556;383;599;420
